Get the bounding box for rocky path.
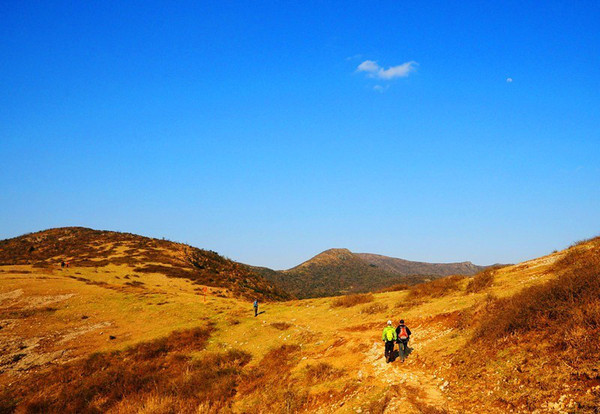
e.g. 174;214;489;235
362;341;455;413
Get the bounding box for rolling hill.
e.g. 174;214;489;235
0;227;290;301
260;248;486;298
1;231;598;412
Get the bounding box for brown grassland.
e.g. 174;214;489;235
1;229;599;413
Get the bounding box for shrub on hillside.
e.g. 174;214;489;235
5;326;254;413
465;267;501;293
376;283;409;293
408;275;466;300
237;344;311;411
304;362;343;385
474;245;600;363
331;293;374;308
271;322;292;330
360;302;388;314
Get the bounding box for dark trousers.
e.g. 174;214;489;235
397;338;409;359
384;341;395;357
254;306;258;317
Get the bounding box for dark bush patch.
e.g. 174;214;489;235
0;306;57;319
377;283;409;292
360;302;388;314
270;322;292;330
408;275;465;299
331;293;374;308
304;362;344;385
466;266;502;293
4;325;255;413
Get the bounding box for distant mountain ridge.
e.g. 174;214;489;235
355;252;483;276
260;248;486;299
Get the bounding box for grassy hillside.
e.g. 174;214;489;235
1;234;599;413
263;248;483;298
0;227;290;301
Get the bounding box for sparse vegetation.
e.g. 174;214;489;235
474;245;600;349
331;293;374;308
376;283;409;292
270;321;292;330
366;393;391;414
304;362;343;384
448;240;600;412
465;266;501;293
568;235;600;248
0;306;57;319
408;275;466;299
236;344;316;412
3;326;256;413
360;302;388;314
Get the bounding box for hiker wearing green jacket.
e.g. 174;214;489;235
382;320;397;363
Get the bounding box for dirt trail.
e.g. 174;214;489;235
362;341;453;413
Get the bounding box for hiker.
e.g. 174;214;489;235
253;299;258;317
396;319;412;362
60;260;65;268
382;320;397;363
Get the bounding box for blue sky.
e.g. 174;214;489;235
1;1;599;269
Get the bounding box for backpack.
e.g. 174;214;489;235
398;326;408;340
385;328;394;341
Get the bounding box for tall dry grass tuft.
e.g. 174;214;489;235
5;326;253;413
331;293;374;308
304;362;343;385
408;275;466;300
236;344;317;412
465;266;502;293
360;302;388;314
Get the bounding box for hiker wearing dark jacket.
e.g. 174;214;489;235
396;319;412;362
382;320;397;363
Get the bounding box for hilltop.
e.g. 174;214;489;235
262;248;485;298
0;227;290;301
1;231;599;412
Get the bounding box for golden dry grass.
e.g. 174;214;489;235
1;236;599;413
330;293;374;308
407;275;466;299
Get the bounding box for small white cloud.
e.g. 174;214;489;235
506;77;513;83
357;60;380;73
357;60;418;80
373;85;389;93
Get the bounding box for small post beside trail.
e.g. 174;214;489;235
203;286;207;302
